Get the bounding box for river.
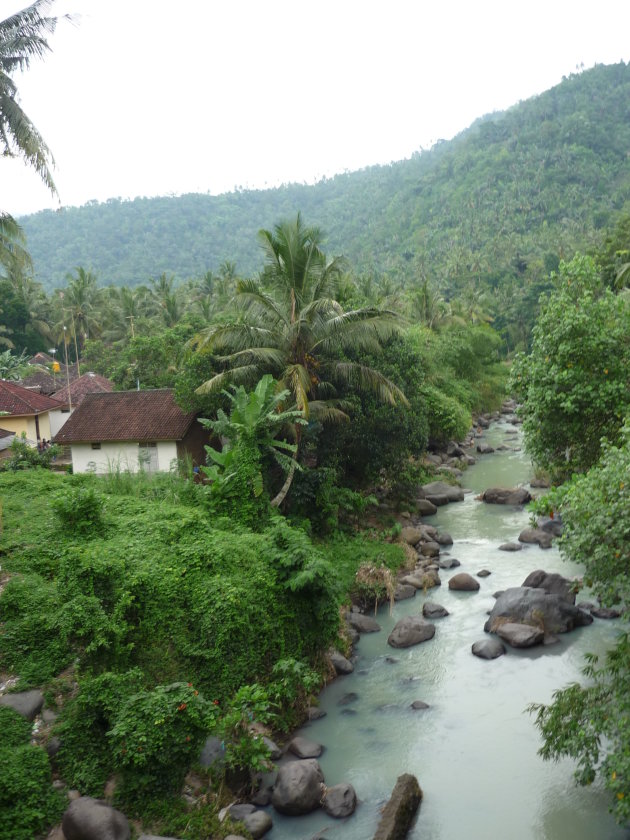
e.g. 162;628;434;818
264;420;629;839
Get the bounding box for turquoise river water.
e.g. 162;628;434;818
263;421;629;840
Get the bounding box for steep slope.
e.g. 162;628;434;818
19;63;630;294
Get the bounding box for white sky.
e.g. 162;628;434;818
3;0;630;217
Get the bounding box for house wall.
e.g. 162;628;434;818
0;415;39;441
49;409;72;438
70;441;179;474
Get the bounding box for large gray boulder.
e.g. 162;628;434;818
388;616;436;648
62;797;130;840
271;759;325;816
448;573;480;592
418;541;440;558
0;689;44;720
322;782;357;818
498;542;522;552
480;487;532;505
495;622;545;648
484;587;593;636
346;612;381;633
476;444;495;454
420;481;464;503
521;570;576;604
373;773;423;840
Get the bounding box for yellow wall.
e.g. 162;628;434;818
0;413;52;441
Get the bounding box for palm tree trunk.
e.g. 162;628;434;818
270;456;297;508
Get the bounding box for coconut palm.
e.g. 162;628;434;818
0;0;59;193
194;214;408;422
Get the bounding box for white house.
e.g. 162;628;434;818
53;389;208;475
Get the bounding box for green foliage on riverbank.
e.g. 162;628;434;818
511;254;630;480
0;468;406;822
528;425;630;822
0;707;65;840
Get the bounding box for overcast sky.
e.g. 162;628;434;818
4;0;630;217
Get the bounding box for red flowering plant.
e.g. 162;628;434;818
108;681;220;802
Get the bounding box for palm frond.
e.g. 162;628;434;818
195;365;260;396
308;400;351;424
284;363;312;417
325;361;409;407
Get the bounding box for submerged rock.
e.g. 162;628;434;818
472;639;506;659
422;601;449;618
346;612;381;633
498;542;522;552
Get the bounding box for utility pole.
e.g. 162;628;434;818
63;326;72;411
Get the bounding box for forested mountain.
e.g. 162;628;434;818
19;63;630;306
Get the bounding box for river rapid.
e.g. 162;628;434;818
265;420;629;840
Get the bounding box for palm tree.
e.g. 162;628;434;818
0;0;59;194
194;214;408;422
1;1;68;270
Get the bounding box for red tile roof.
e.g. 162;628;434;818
54;389;197;443
22;363;80;396
52;372;114;407
0;380;65;415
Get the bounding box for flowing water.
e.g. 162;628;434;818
265;422;629;839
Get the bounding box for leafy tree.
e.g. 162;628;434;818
510;254;630;480
529;424;630;823
200;374;306;523
194;213;407;424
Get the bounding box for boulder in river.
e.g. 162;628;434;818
322;782;357;818
472;638;506;659
289;736;323;759
394;583;417;601
346;612;381;633
476;444;495;454
495;622;545;648
271;759;325;816
484;587;593;637
422;601;449;618
498;542;522;552
329;650;354;675
521;570;576;604
418;541;440;558
448;572;480;592
373;773;423;840
480;487;532;505
388;616;436;648
518;528;553;549
420;481;464;503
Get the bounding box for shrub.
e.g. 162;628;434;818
109;682;220;802
51;485;105;535
0;708;64;840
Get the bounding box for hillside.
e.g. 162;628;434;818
19;63;630;300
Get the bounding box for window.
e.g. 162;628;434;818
91;442;101;450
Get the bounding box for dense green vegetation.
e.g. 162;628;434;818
517;253;630;822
